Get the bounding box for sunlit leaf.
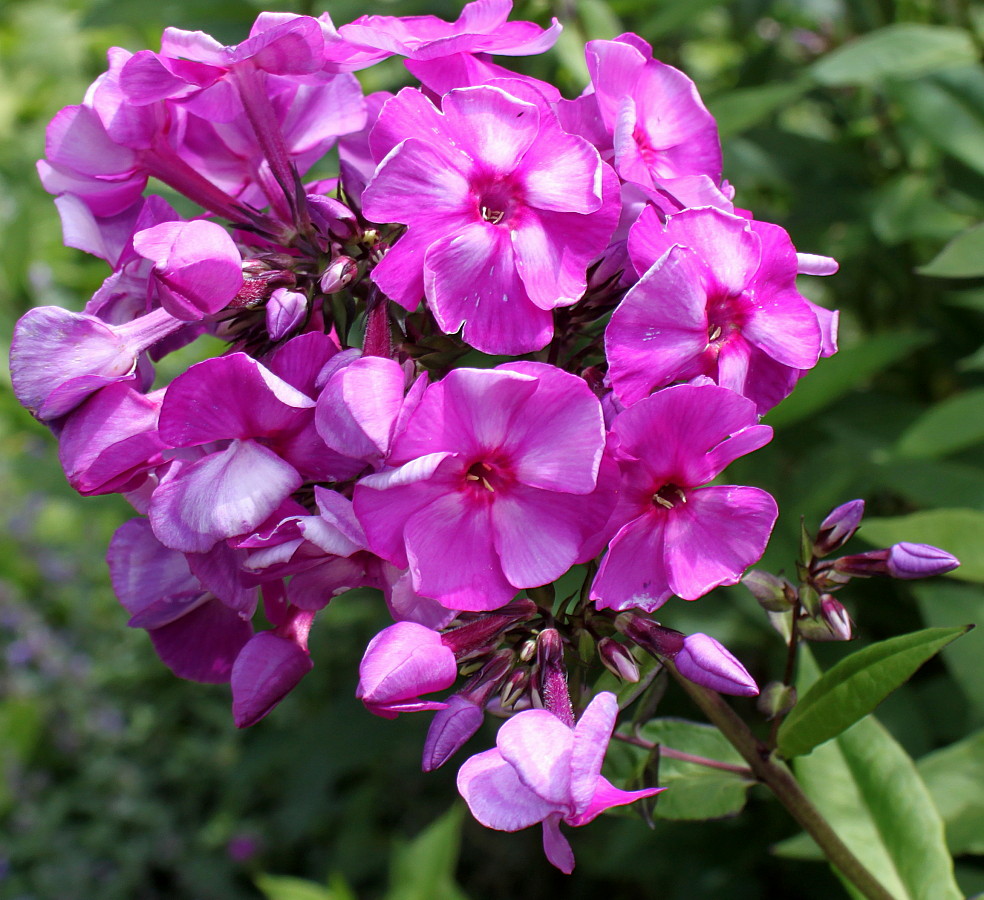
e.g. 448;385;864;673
386;804;469;900
777;627;969;758
918;223;984;279
918;730;984;855
895;388;984;458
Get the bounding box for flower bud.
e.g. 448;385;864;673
535;628;574;725
265;287;307;341
887;542;960;580
598;637;640;683
320;256;358;294
742;569;796;612
673;633;759;697
813;499;865;557
615;613;685;657
757;681;797;720
421;695;484;772
798;596;853;642
500;668;530;710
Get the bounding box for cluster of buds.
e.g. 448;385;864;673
17;1;950;873
746;499;959;645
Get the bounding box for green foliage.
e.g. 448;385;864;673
917;729;984;857
786;650;963;899
918;223;984;278
777;627;970;759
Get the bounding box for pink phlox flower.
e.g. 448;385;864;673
457;691;663;872
353;363;616;612
606;205;826;413
147;352;361;553
357;621;459;718
108;518;253;683
584;35;722;188
591;383;778;612
362;83;619;353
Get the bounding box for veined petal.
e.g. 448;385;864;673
743;287;822;369
497;709;574;807
442;86;539;172
458;749;559;831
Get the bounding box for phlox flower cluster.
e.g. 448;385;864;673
14;0;867;871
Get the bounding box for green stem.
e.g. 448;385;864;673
668;662;897;900
613;732;754;777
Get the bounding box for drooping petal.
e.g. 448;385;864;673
541;816;575;874
570;692;618;815
590;511;672;613
458;748;559;831
496;709;574;808
231;631;313;727
569;775;664;827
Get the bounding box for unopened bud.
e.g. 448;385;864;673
265;287;307;340
500;668;529;709
887;542;960;580
757;681;797;719
421;695;483;772
320;256;357;294
616;613;685;658
673;633;759;697
517;638;538;663
814;499;865;557
535;629;574;725
743;570;795;612
598;637;640;683
798;596;853;642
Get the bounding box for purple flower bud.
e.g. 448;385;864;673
814;499;864;557
742;569;795;612
598;637;640;683
265;287;308;341
887;542;960;579
673;633;759;697
615;613;686;657
535;628;574;726
500;668;530;710
798;596;853;642
422;695;484;772
320;256;358;294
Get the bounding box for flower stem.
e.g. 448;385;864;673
667;661;897;900
612;732;753;777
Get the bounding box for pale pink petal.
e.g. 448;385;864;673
497;709;574;807
541;816;576;873
570;692;618;815
458;749;559;831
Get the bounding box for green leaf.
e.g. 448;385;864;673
777;627;970;758
918;730;984;855
912;581;984;720
917;223;984;278
790;649;963;899
889;66;984;179
254;875;337;900
707;79;812;137
895;388;984;458
810;25;978;87
861;509;984;583
615;719;752;821
763;331;932;428
386;804;469;900
870;175;973;247
874;457;984;510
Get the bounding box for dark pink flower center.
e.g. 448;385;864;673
652;483;687;510
706;291;751;346
472;171;524;228
464;458;513;496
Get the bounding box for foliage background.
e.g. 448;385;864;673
2;0;984;897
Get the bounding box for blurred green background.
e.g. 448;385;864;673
2;0;984;897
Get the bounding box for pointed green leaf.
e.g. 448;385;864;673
707;79;812;137
917;223;984;278
918;730;984;855
790;649;963;899
862;509;984;582
254;875;337;900
810;25;978;86
896;388;984;458
624;719;753;821
386;804;469;900
778;627;970;758
764;331;932;428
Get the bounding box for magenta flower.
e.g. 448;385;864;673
362;84;619;353
353;363;615;611
591;383;778;611
607;206;826;413
356;621;458;719
584;35;722;188
457;691;663;872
